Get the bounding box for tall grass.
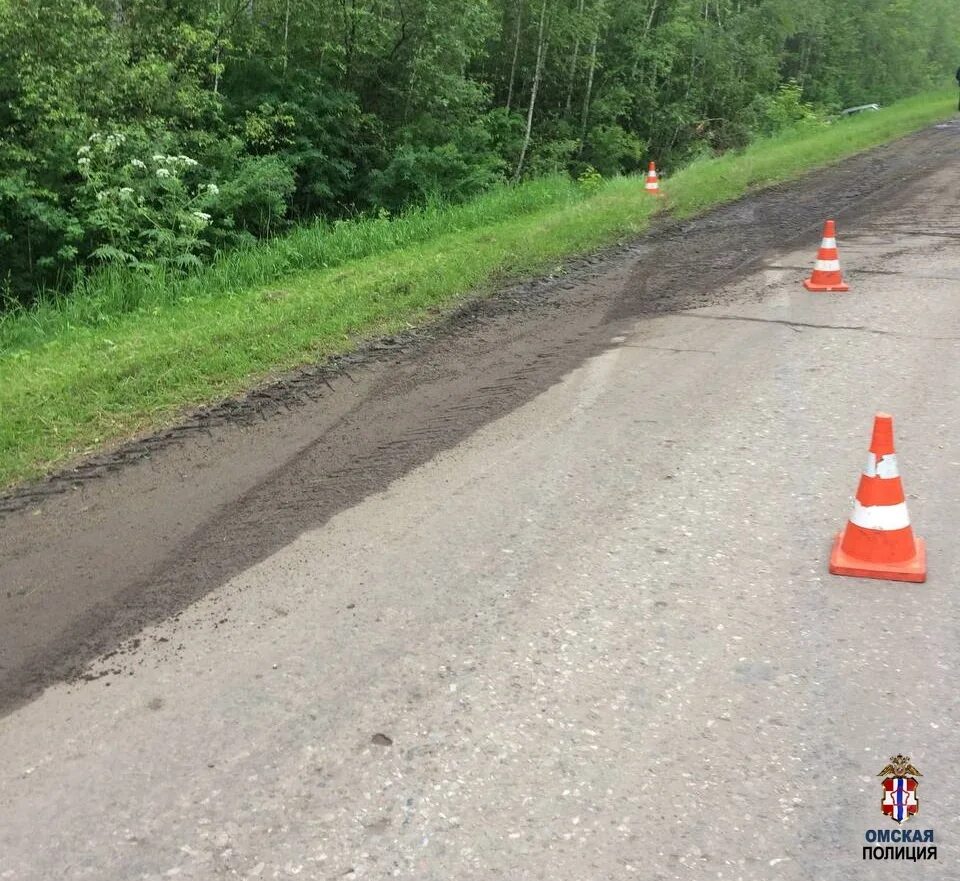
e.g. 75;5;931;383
667;89;958;217
0;88;954;488
0;176;579;353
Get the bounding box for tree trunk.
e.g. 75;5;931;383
213;0;223;95
643;0;658;39
564;0;585;114
282;0;292;75
578;1;602;151
630;0;659;81
506;0;524;111
514;0;550;181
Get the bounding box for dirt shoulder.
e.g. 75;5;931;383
1;122;958;716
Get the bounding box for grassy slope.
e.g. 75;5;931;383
0;89;955;488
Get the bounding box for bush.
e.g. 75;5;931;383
582;124;647;176
213;153;297;240
576;165;604;195
370;142;504;210
524;138;580;179
72;132;221;272
751;81;824;136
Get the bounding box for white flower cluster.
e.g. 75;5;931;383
145;153;202;183
75;138;218;218
94;187;138;203
78;132;128;172
85;132;127;154
154;154;199;168
77;143;93;172
87;132;126;146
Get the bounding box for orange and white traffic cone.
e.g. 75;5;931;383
829;413;926;583
644;161;661;196
804;219;849;292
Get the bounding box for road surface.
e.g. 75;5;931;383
1;124;959;879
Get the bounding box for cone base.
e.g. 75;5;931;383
829;533;927;583
804;278;850;292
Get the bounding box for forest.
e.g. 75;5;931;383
0;0;956;305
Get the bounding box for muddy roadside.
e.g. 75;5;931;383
1;122;958;717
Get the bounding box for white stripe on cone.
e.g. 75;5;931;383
849;500;911;531
821;237;837;248
815;259;840;271
863;453;900;479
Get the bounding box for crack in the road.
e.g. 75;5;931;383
676;313;960;341
762;264;960;281
620;344;718;354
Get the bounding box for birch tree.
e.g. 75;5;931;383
514;0;550;180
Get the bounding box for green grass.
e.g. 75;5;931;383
0;88;955;488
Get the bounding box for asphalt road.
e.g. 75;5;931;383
2;138;959;880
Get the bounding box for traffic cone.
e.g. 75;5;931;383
829;413;926;583
644;161;661;196
804;220;849;292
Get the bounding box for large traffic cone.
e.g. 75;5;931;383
804;220;849;292
829;413;926;583
644;161;661;196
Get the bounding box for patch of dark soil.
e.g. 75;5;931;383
0;124;956;717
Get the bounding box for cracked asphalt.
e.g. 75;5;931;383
1;143;959;880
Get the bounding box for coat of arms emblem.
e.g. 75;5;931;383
877;754;921;824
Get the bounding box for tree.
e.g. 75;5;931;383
0;0;957;305
514;0;551;180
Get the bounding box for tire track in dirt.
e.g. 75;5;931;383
0;122;958;715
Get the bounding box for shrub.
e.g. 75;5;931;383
751;81;824;136
72;132;221;272
576;165;604;195
370;142;504;210
213;154;296;240
582;124;647;176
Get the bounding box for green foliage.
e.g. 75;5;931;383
576;165;604;195
0;0;957;307
0;89;952;488
371;142;505;209
73;133;219;271
582;125;647;176
213;153;297;239
750;81;824;136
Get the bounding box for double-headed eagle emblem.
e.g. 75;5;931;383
877;755;922;779
877;754;922;824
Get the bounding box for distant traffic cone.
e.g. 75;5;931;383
804;219;849;292
829;413;926;583
644;161;661;196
